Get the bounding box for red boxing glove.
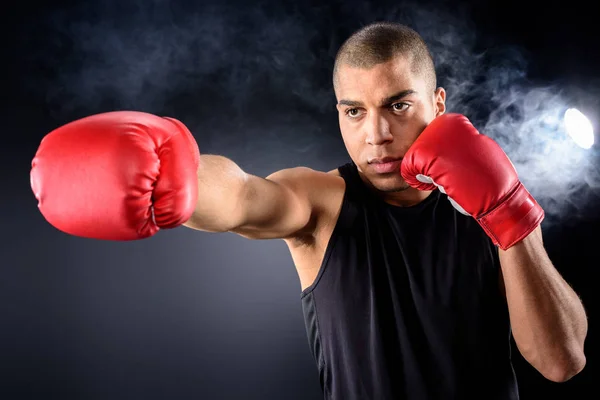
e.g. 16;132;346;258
30;111;200;240
401;113;544;250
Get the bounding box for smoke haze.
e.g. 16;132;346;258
22;0;600;225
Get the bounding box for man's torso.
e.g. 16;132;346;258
283;162;518;400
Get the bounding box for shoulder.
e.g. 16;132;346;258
266;165;341;178
270;166;346;242
266;166;345;195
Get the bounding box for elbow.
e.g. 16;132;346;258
540;349;586;383
519;338;587;383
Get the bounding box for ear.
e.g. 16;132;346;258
434;87;446;117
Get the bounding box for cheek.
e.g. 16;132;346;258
390;117;422;139
340;128;363;156
408;124;427;145
340;119;357;141
340;131;356;151
412;119;429;138
407;107;432;136
388;116;428;148
422;102;438;123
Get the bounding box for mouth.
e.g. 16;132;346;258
367;157;402;174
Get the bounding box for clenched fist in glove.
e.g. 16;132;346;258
30;111;200;240
401;113;544;250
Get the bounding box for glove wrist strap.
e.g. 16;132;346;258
477;182;545;250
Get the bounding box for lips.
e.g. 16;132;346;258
368;157;402;174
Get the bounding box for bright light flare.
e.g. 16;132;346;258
564;108;594;149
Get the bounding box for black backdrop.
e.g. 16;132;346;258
2;0;598;399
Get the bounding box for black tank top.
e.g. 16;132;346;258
301;162;519;400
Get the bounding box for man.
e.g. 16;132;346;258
31;22;587;399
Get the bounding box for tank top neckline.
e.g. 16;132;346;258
343;161;441;214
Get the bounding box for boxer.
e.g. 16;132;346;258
31;22;587;400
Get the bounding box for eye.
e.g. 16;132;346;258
391;102;410;112
345;108;362;118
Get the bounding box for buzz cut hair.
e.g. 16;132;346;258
333;22;437;94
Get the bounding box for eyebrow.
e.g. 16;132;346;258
338;89;417;107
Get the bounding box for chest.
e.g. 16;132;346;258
326;201;501;311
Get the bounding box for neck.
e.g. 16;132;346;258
356;170;434;207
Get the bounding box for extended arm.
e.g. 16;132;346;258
30;111;330;242
183;154;334;240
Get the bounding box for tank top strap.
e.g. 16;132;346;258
337;162;364;199
334;162;365;232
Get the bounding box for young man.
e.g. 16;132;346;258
31;22;587;399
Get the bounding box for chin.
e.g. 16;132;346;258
375;182;411;193
368;173;411;193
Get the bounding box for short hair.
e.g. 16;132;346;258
333;22;437;94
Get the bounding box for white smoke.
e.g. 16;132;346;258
26;0;599;225
405;4;600;227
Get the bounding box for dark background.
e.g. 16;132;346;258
2;0;598;399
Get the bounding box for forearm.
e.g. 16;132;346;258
183;154;249;232
499;226;587;381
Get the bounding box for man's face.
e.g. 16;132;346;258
335;56;446;193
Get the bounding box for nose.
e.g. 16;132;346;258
365;113;393;146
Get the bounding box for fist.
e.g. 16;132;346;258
30;111;201;240
401;113;544;250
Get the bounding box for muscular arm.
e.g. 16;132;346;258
183;154;334;240
499;226;588;382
